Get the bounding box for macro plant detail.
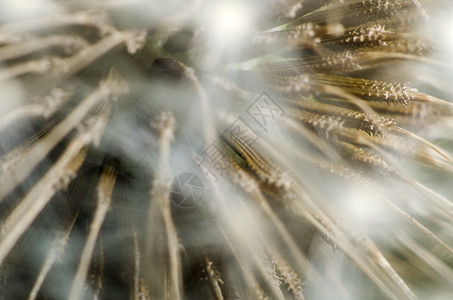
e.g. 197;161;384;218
0;0;453;299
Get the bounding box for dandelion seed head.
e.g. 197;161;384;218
1;0;453;299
